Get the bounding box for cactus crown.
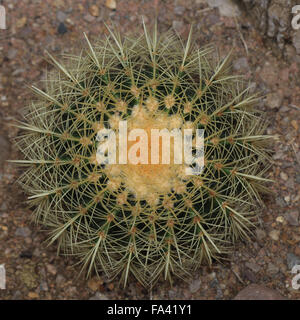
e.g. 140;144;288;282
15;23;272;288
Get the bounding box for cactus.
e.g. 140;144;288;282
15;23;272;288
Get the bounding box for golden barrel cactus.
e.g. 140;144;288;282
15;23;272;288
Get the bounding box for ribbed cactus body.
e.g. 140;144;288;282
16;24;272;287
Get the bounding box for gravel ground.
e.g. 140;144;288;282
0;0;299;300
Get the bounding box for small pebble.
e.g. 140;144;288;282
266;92;282;109
16;17;27;28
66;286;77;296
189;278;201;293
287;253;300;270
12;291;22;300
83;14;95;22
234;284;287;300
89;5;99;17
233;57;249;71
267;263;279;275
89;292;108;300
33;248;41;257
57;22;67;34
269;230;280;241
285;211;299;226
15;227;31;238
28;292;39;299
243;269;257;282
291;120;298;131
174;6;185;15
19;250;32;259
55;274;66;286
276;216;285;224
245;261;260;273
88;277;102;291
294;246;300;257
280;172;288;181
56;11;67;22
106;0;117;10
46;264;57;276
40;281;49;291
7;48;18;60
168;289;177;299
172;20;183;32
256;228;266;242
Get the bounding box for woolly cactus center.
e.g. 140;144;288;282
104;105;186;200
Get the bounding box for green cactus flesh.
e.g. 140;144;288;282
15;24;272;288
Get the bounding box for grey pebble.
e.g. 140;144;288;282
285;211;299;226
7;48;18;60
267;263;279;275
172;20;183;32
12;290;22;300
40;281;49;291
84;14;95;23
89;292;108;300
287;253;300;270
174;6;185;15
56;11;67;22
189;278;201;293
55;274;66;286
233;57;249;71
15;227;31;238
245;261;261;273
